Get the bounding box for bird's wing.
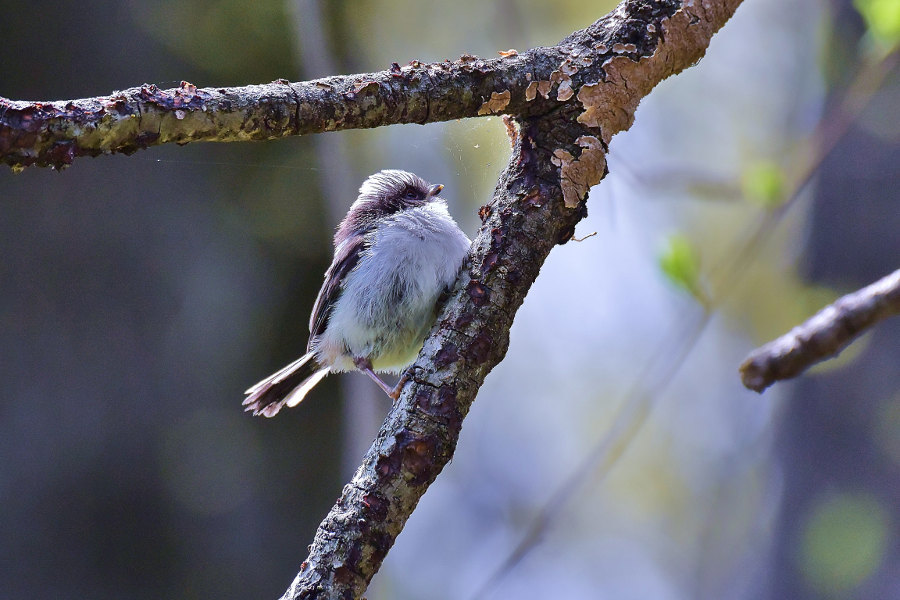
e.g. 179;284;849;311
307;232;368;348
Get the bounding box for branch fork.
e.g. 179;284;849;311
0;2;745;598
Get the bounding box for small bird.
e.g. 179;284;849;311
244;170;471;417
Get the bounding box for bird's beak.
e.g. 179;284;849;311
428;184;444;197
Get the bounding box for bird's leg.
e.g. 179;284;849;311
354;357;408;401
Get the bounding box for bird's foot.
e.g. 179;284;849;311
354;357;410;401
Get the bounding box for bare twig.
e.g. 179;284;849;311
740;269;900;392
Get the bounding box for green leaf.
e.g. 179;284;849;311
659;235;705;303
741;160;786;207
854;0;900;50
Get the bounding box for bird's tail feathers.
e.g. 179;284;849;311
243;353;328;417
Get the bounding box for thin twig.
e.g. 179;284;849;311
740;268;900;392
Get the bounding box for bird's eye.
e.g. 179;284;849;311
403;189;419;199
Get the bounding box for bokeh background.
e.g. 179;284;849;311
2;0;899;599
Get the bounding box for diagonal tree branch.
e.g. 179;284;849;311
273;1;743;599
740;268;900;393
1;1;745;598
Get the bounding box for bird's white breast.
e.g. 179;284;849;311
318;201;470;372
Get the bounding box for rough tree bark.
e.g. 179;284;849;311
1;1;744;598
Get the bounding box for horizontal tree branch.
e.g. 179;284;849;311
0;49;568;169
740;268;900;392
4;0;734;173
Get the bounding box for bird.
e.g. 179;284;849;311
243;169;471;417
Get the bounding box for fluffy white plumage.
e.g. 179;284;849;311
243;170;470;417
314;199;470;372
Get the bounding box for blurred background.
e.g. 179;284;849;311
1;0;898;598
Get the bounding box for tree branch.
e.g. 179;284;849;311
740;268;900;393
3;1;736;173
273;1;743;598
